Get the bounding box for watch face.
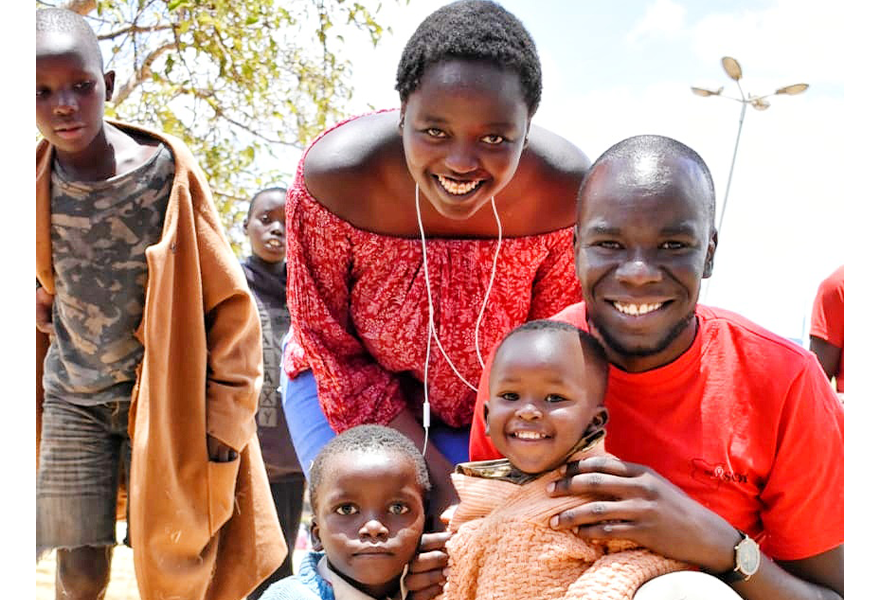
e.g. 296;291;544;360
738;537;761;576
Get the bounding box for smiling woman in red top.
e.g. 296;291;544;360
280;0;588;524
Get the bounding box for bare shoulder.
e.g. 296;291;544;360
302;112;407;219
527;124;592;181
499;124;590;234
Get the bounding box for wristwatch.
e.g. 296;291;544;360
716;530;761;583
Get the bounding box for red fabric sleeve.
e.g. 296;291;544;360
468;344;503;461
809;268;844;348
527;229;582;320
757;357;844;560
284;183;407;433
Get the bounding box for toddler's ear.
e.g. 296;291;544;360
590;408;609;432
309;518;323;551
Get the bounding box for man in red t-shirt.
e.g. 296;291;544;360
468;136;843;600
809;265;844;395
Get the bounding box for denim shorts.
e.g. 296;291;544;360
36;395;131;558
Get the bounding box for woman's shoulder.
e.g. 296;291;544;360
525;124;592;181
302;112;407;221
497;125;590;235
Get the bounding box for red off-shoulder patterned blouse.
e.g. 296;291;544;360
283;114;582;432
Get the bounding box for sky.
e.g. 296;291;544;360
329;0;847;344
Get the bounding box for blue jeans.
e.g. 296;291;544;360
280;336;471;478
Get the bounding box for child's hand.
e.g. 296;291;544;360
207;434;238;462
36;287;54;335
404;530;450;600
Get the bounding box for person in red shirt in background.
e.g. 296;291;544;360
468;135;843;600
809;265;844;397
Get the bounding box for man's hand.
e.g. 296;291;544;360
404;531;450;600
547;455;741;573
36;286;54;335
207;434;238;462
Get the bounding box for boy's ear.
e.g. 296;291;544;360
104;70;116;102
309;517;323;551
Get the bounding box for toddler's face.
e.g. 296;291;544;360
487;329;606;474
312;450;425;598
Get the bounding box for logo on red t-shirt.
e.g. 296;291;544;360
690;458;748;489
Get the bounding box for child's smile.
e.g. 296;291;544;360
487;327;607;474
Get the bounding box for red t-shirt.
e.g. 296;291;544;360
810;265;844;392
469;303;844;562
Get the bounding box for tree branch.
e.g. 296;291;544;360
111;41;176;106
98;24;173;41
188;88;302;148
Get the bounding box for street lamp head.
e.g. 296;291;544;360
691;86;723;97
775;83;809;95
721;56;743;81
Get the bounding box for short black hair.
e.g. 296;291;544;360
308;425;431;512
245;186;287;221
36;8;104;70
395;0;542;116
577;134;716;228
494;320;609;383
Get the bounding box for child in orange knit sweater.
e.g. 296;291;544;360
444;321;686;600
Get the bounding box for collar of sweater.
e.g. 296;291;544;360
455;429;607;484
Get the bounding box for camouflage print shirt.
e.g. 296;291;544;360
42;144;174;405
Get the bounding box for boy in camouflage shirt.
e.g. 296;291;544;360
36;8;284;599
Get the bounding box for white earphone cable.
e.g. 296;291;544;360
415;183;502;454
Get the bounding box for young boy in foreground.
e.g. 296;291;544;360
35;8;284;599
260;425;429;600
444;321;686;600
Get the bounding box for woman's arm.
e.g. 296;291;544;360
285;177;409;433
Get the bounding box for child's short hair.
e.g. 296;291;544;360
36;8;104;70
495;320;609;381
308;425;431;511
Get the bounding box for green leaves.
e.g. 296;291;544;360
46;0;391;255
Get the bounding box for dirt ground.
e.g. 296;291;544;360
37;523;309;599
36;525;139;600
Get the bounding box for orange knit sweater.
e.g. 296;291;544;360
444;443;687;600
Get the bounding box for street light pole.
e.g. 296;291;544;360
691;56;808;300
718;94;747;236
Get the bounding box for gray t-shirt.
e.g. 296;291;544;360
43;144;174;405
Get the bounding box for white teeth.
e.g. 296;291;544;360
613;302;663;316
437;175;481;195
514;431;546;440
